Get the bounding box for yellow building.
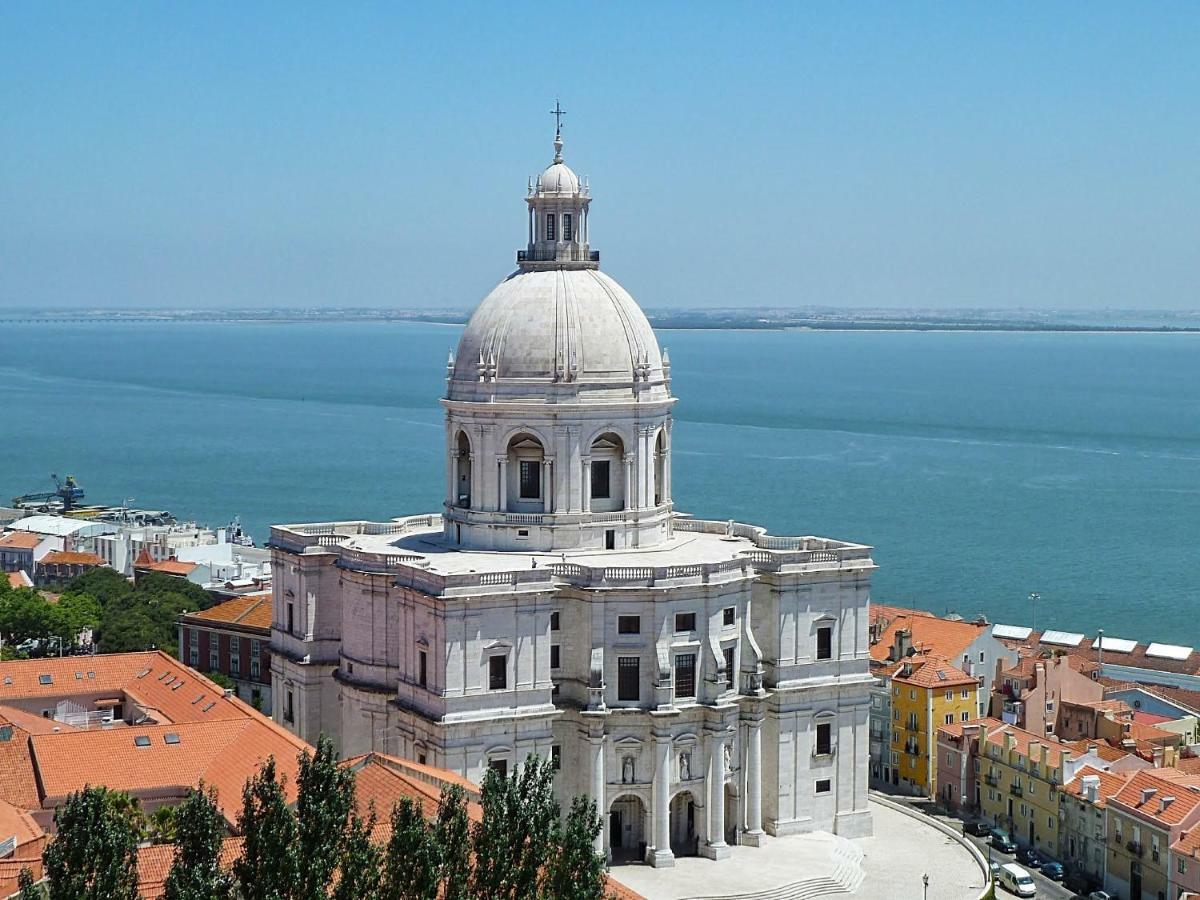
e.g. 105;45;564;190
889;654;979;795
977;723;1074;856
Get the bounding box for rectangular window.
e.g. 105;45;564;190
945;714;953;725
285;690;295;724
723;646;735;691
562;213;573;241
945;690;953;700
488;655;507;690
552;745;562;770
816;722;832;756
961;711;969;721
617;656;640;702
675;654;696;698
489;758;508;778
675;612;696;632
189;629;199;649
251;657;261;679
590;460;610;499
550;644;561;669
286;602;295;634
961;688;970;698
618;615;641;634
519;460;540;499
190;648;199;666
209;635;219;672
230;641;241;676
816;626;832;660
815;779;832;794
418;650;428;687
723;607;735;626
550;612;560;631
545;213;556;241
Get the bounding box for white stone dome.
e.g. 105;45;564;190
448;267;667;402
536;162;580;195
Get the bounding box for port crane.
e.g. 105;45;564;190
12;474;86;512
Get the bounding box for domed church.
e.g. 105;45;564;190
269;119;876;866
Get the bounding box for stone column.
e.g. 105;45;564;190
497;456;508;513
591;736;606;855
445;448;456;509
651;733;675;867
663;436;672;504
704;731;731;859
541;459;552;513
466;454;477;508
623;454;634;511
744;718;764;845
581;456;592;513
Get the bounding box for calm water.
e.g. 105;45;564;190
1;322;1197;643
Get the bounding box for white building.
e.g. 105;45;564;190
269;126;877;865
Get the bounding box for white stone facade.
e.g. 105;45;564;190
269;127;876;865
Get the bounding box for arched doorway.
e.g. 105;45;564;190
608;795;647;864
669;790;698;857
455;431;472;507
506;432;546;512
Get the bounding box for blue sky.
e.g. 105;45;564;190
2;3;1197;309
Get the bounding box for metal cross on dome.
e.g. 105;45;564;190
550;99;566;134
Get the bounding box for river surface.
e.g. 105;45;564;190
1;322;1197;643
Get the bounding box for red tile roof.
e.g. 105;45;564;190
0;532;41;550
38;550;106;567
1110;769;1200;826
1062;765;1134;809
136;837;243;899
890;654;978;690
5;571;33;589
870;604;985;664
982;722;1074;759
182;593;272;633
1065;739;1133;764
139;559;199;576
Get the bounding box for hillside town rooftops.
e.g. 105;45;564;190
982;721;1074;759
1061;765;1133;808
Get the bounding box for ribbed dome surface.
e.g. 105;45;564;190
536;162;580;195
448;268;666;401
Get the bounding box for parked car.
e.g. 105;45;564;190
990;830;1018;853
1016;846;1046;867
1039;861;1064;880
1086;893;1115;900
997;863;1037;897
965;820;993;836
989;861;1003;881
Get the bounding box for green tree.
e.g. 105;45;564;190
435;784;472;900
471;756;559;900
63;568;132;607
382;797;440;900
206;670;236;691
0;586;56;646
17;868;43;900
544;795;605;900
331;807;382;900
293;735;356;900
234;757;297;900
147;804;178;844
43;785;140;900
163;785;232;900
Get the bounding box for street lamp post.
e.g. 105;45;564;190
922;872;929;899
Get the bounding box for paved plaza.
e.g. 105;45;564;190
610;799;987;900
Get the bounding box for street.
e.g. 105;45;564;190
957;830;1076;899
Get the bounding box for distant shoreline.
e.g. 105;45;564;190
2;307;1199;334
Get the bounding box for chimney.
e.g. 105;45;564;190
1160;796;1176;813
1081;774;1101;803
1141;787;1158;805
1153;747;1165;768
893;628;913;661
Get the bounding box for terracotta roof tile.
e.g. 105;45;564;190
890;654;979;689
1062;765;1134;809
869;605;985;664
1065;739;1132;763
137;837;243;899
5;571;33;589
1109;769;1200;826
982;722;1074;759
139;559;199;576
0;532;41;550
1174;827;1200;858
38;550;105;566
183;593;272;633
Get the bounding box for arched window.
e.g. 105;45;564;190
455;431;472;507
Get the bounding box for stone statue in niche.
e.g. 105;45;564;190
679;750;691;781
724;742;733;771
622;754;635;784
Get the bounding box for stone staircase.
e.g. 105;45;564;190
681;835;865;900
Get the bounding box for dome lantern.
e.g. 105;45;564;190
519;105;596;270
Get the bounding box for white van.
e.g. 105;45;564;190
998;863;1036;897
